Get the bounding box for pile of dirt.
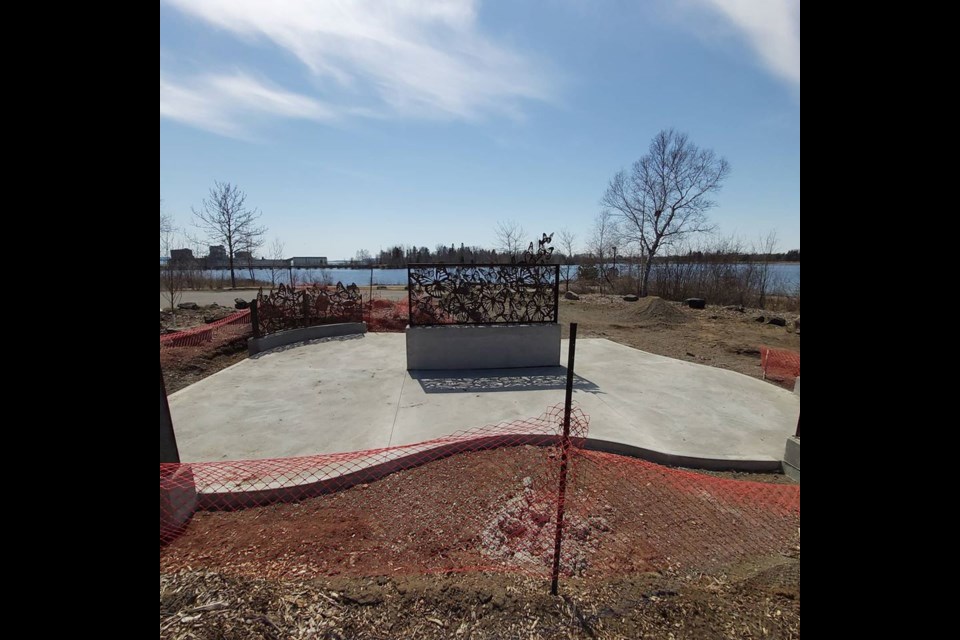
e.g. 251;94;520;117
629;296;688;325
478;476;608;574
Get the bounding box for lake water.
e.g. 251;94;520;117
755;263;800;290
213;263;800;293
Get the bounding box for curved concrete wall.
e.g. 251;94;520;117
248;322;367;355
190;434;780;512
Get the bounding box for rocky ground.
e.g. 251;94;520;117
160;303;244;334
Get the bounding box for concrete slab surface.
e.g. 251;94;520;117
169;334;800;468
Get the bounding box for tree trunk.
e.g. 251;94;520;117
640;257;654;297
229;255;236;289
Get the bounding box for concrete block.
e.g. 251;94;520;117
160;465;197;542
794;376;800;396
783;462;800;481
248;322;366;355
784;435;800;468
406;323;561;370
782;435;800;481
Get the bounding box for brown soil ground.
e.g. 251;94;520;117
161;563;800;639
160;306;251;394
161;448;799;639
559;295;799;384
160;305;239;333
161;339;249;394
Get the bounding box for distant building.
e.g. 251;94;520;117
235;251;253;261
257;259;291;268
208;245;227;260
170;248;194;262
290;256;328;267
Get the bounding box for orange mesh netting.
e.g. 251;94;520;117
760;345;800;385
160;405;800;581
160;309;251;348
365;298;409;332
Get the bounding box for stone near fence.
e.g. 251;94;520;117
177;302;199;310
767;316;787;326
724;305;745;312
622;294;639;302
564;291;580;300
685;298;706;309
234;298;250;309
754;315;766;323
793;316;801;333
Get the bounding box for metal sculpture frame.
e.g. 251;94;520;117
407;263;560;326
254;282;362;337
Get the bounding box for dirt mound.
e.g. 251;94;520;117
630;296;688;325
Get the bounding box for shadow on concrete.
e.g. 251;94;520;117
410;366;600;394
250;333;365;358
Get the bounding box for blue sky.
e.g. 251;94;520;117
160;0;800;259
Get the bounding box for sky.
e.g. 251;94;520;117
160;0;800;259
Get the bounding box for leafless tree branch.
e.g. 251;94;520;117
558;228;577;292
494;220;526;261
192;181;267;288
601;129;729;296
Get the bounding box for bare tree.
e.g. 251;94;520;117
753;230;778;309
160;198;173;253
586;211;618;295
267;238;286;288
160;212;173;236
160;226;189;311
355;249;372;265
192;181;266;288
494;221;526;261
245;251;256;285
558;228;577;292
602;128;729;296
160;195;171;228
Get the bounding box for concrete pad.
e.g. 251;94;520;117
169;335;800;468
169;334;405;460
563;340;799;466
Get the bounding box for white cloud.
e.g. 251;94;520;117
160;0;555;135
160;72;338;137
694;0;800;87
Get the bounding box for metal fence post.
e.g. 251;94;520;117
369;266;374;317
553;264;560;322
250;299;261;339
407;266;413;327
550;322;577;595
